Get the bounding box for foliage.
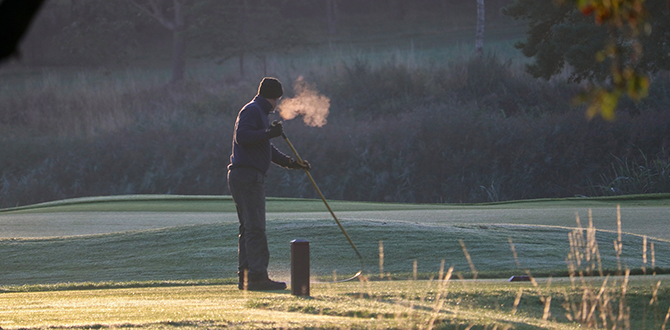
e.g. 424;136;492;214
503;0;670;119
2;54;670;206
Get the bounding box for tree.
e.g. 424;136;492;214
191;1;309;78
325;0;339;37
46;1;141;65
131;0;189;84
476;0;485;57
388;0;407;21
504;0;669;119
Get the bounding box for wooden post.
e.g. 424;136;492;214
291;239;310;296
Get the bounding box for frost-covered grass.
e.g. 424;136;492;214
1;196;669;284
1;196;670;329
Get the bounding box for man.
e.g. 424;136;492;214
228;77;310;291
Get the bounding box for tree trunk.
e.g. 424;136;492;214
326;0;338;36
169;0;185;83
389;0;405;22
130;0;188;84
239;52;245;78
259;54;267;76
239;0;249;78
171;29;186;83
476;0;485;58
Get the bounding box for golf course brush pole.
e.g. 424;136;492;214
282;132;363;282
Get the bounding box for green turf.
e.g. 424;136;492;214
2;194;670;329
2;193;670;214
2;194;670;241
1;219;668;286
1;277;668;329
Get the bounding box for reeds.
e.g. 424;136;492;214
362;205;667;329
556;206;664;329
589;153;670;196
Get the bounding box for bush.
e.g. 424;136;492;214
267;104;670;203
1;55;670;207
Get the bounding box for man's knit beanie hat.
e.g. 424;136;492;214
258;77;283;99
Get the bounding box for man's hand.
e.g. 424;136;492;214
266;121;283;139
288;159;311;171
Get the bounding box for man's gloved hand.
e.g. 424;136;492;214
288;159;311;170
266;120;283;139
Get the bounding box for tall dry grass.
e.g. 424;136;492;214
363;206;669;329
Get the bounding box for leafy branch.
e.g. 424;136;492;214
562;0;651;120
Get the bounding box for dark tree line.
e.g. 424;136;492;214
16;0;515;81
13;0;666;114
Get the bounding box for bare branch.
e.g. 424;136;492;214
173;0;184;29
130;0;176;30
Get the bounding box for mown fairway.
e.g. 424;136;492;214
1;195;669;329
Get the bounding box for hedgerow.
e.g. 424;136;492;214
1;55;669;207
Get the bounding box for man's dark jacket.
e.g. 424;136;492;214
228;95;291;173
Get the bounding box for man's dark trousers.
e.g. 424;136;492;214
227;167;270;282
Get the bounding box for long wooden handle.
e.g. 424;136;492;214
282;133;363;281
